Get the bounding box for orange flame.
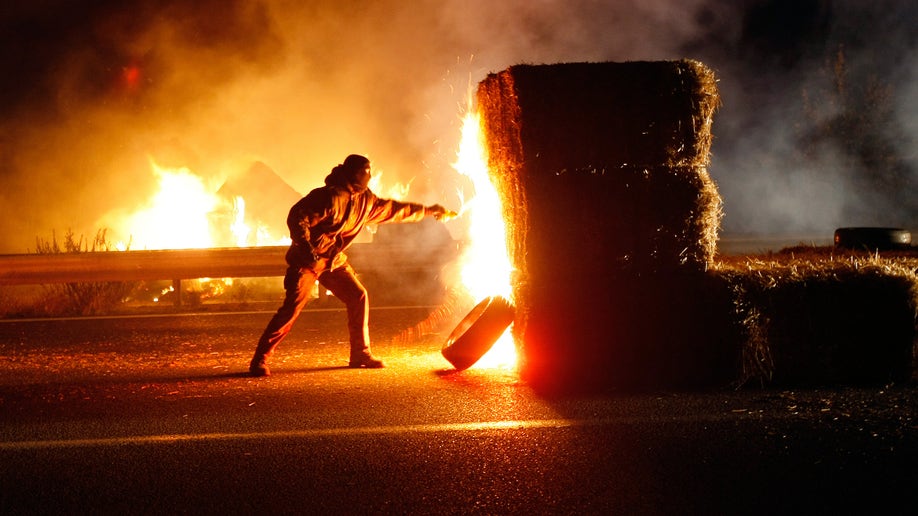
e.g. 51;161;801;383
111;159;290;250
120;160;220;250
453;109;517;369
230;196;251;247
369;170;413;201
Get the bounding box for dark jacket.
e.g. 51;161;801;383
284;167;426;272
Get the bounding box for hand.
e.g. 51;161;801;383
426;204;458;221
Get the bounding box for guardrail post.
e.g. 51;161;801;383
173;279;182;307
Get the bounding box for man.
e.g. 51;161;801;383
249;154;455;376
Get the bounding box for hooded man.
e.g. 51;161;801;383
249;154;455;376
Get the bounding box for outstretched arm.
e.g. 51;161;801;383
368;195;457;224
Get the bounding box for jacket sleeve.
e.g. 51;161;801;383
366;195;427;225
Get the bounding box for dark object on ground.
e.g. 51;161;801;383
834;227;911;251
442;296;515;371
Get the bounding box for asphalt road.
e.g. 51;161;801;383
1;307;916;515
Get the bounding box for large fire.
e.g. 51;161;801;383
108;109;515;368
452;110;517;369
119;160;221;250
111;159;288;250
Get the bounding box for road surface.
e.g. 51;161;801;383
1;307;916;514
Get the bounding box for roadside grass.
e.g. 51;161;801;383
20;229;140;317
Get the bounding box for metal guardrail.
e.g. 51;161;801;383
0;246;290;307
0;242;464;285
0;246;290;285
0;242;462;306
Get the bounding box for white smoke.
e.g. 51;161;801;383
0;0;915;251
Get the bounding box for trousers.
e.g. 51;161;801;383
253;263;371;361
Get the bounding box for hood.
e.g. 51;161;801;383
324;167;354;189
324;154;371;193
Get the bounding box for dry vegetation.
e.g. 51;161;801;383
28;229;139;316
477;60;732;391
715;247;918;387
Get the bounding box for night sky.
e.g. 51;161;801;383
0;0;915;252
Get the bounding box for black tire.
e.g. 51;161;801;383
834;227;912;251
442;296;515;370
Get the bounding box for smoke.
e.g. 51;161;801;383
710;0;918;234
0;0;915;252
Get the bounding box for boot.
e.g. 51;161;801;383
348;352;385;369
249;356;271;377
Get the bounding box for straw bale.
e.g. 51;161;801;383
714;255;918;386
477;60;722;277
520;271;742;392
479;60;720;171
525;164;721;277
475;60;725;391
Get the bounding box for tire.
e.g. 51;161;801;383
834;227;912;251
442;296;515;370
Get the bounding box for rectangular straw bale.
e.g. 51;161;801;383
522;164;721;278
478;60;720;173
477;60;723;279
726;266;916;386
476;60;724;390
519;271;742;391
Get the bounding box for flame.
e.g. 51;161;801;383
112;159;291;250
111;160;269;297
119;160;220;250
452;109;516;369
369;170;413;200
230;196;251;247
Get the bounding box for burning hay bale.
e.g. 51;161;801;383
476;60;726;390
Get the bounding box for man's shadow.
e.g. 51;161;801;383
202;365;353;380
